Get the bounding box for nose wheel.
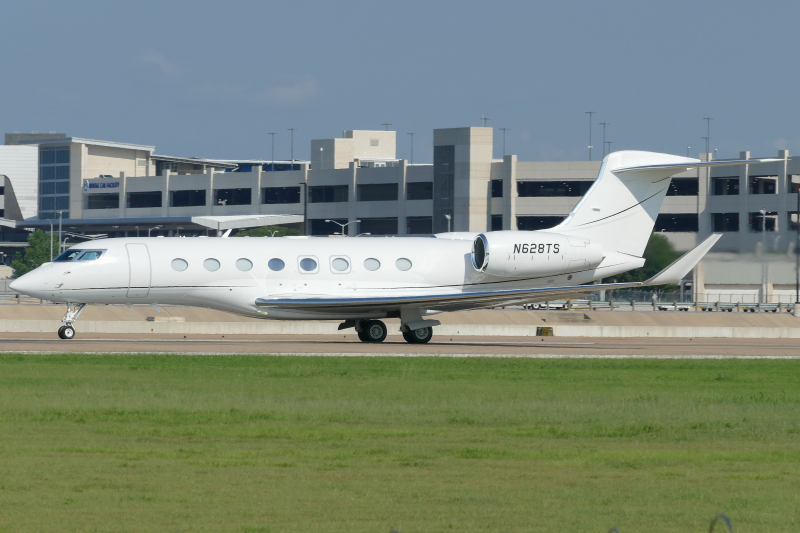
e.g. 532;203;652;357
58;303;85;340
57;325;76;340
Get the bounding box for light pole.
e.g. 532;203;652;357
299;181;308;236
599;122;609;158
288;128;297;165
499;128;509;157
714;148;718;160
585;111;596;160
148;225;162;237
445;213;451;233
268;132;277;171
176;226;183;237
381;123;392;131
57;210;64;257
687;146;691;157
46;219;53;261
480;115;490;127
605;141;613;155
319;147;324;170
703;117;713;155
134;226;139;237
407;133;416;165
760;208;767;304
325;219;360;236
61;237;69;254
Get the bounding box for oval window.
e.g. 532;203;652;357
364;258;380;271
203;258;221;272
331;258;349;272
171;258;188;271
236;258;253;272
300;258;318;272
396;258;412;271
268;258;285;271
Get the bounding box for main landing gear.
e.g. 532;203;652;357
349;319;434;344
58;303;85;340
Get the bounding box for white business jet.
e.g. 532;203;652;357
10;151;778;342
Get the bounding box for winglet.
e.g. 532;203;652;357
644;233;722;286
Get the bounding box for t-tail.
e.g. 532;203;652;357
555;150;781;258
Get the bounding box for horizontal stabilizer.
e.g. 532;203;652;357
615;157;783;174
644;233;722;286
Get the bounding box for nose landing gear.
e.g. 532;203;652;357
356;320;388;343
58;303;85;340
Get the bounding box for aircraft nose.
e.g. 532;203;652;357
9;272;38;296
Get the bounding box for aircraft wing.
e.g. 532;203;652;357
255;233;719;313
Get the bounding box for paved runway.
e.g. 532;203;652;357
0;333;798;357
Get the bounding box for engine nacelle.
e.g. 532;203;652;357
472;231;604;278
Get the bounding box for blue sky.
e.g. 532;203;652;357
1;0;798;163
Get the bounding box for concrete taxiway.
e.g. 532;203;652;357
1;333;798;358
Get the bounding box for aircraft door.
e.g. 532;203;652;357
126;243;151;298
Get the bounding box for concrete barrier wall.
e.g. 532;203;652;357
5;320;800;339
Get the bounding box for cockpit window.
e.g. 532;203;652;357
54;250;83;262
53;249;105;262
77;250;104;261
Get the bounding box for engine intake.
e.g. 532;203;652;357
471;231;603;278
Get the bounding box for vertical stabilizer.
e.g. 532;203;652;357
555;151;697;257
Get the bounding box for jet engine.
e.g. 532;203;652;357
472;231;604;278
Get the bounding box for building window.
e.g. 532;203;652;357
310;218;347;236
262;163;301;172
56;182;69;194
406;182;433;200
491;214;503;231
214;188;252;206
309;185;348;203
491;179;503;198
85;193;119;210
433;145;455;233
262;186;300;204
654;213;698;232
516;216;566;231
56;196;68;209
517;181;592;197
748;176;777;195
357;183;397;202
359;218;398;235
712;213;739;232
789;211;800;232
749;211;777;232
41;183;55;195
370;139;379;147
667;178;699;196
127;191;162;209
713;178;739;196
790;176;800;194
406;216;432;235
170;190;206;207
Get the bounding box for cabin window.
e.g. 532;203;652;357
77;251;103;261
396;258;412;271
331;257;350;272
236;258;253;271
172;258;188;271
203;258;221;272
299;257;318;272
364;258;380;271
268;258;285;271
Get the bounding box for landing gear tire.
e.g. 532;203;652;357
60;325;75;340
402;327;433;344
359;320;387;343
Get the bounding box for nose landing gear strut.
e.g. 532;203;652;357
58;303;85;340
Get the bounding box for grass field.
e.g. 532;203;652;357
0;354;798;532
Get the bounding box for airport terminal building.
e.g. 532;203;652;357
2;127;799;302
